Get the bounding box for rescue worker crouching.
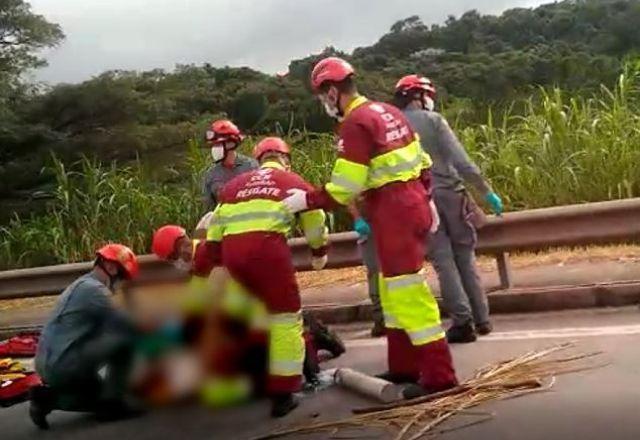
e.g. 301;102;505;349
196;137;330;417
30;244;143;429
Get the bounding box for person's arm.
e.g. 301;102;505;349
435;114;492;196
306;121;373;211
85;285;136;335
298;209;329;257
202;169;216;211
193;205;224;276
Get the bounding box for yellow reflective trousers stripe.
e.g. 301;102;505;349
381;270;445;345
269;312;304;377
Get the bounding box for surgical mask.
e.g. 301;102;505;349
319;93;344;122
422;96;435;112
172;259;192;273
211;146;226;162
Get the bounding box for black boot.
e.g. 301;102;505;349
271;394;299;418
96;398;145;422
29;385;54;430
401;384;429;400
308;317;345;358
476;321;493;336
370;320;386;338
446;322;477;344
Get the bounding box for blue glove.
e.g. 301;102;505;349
354;218;371;238
485;192;504;215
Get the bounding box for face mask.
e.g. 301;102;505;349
422;96;435;112
211;146;226;163
172;259;192;273
319;92;343;122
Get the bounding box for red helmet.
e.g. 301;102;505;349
310;57;355;93
395;74;436;98
152;225;187;260
253;137;291;160
96;244;139;279
205;119;243;145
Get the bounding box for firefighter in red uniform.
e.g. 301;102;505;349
282;57;458;397
198;137;329;417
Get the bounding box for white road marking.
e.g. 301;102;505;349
344;324;640;348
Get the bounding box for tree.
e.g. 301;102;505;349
0;0;64;76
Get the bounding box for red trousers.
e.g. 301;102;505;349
365;180;458;392
222;232;303;395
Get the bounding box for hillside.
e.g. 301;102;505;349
2;0;640;221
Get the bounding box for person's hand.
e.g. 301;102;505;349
283;188;309;213
429;200;440;234
353;218;371;238
311;255;328;271
485;192;504;215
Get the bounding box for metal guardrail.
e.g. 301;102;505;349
2;198;640;300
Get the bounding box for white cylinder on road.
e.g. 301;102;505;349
334;368;403;403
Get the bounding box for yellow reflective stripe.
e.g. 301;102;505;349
215;199;293;236
384;270;443;345
200;376;251;408
407;325;445;345
270;360;304;376
270;312;301;324
269;312;304;377
386;271;426;291
262;161;285;170
367;140;424;189
207;206;224;242
299;209;328;249
344;96;369;117
326;158;369;205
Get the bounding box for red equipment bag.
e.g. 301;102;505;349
0;333;40;357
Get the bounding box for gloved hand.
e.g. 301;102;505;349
353;218;371;238
485;192;504;215
311;254;328;271
283;188;309;214
429;200;440;234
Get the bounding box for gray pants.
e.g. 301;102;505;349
427;188;489;327
359;234;383;325
39;332;134;412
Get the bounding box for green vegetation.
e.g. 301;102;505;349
2;0;640;269
3;69;640;269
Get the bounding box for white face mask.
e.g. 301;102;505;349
320;93;343;122
172;259;192;273
423;96;435;112
211;146;225;162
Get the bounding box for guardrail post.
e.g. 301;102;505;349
495;252;513;290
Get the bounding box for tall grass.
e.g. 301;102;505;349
0;132;336;269
460;65;640;209
2;70;640;270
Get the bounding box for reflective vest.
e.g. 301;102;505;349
325;96;433;206
207;162;328;251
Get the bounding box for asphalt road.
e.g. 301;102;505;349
4;307;640;440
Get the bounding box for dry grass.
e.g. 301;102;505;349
253;343;604;440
